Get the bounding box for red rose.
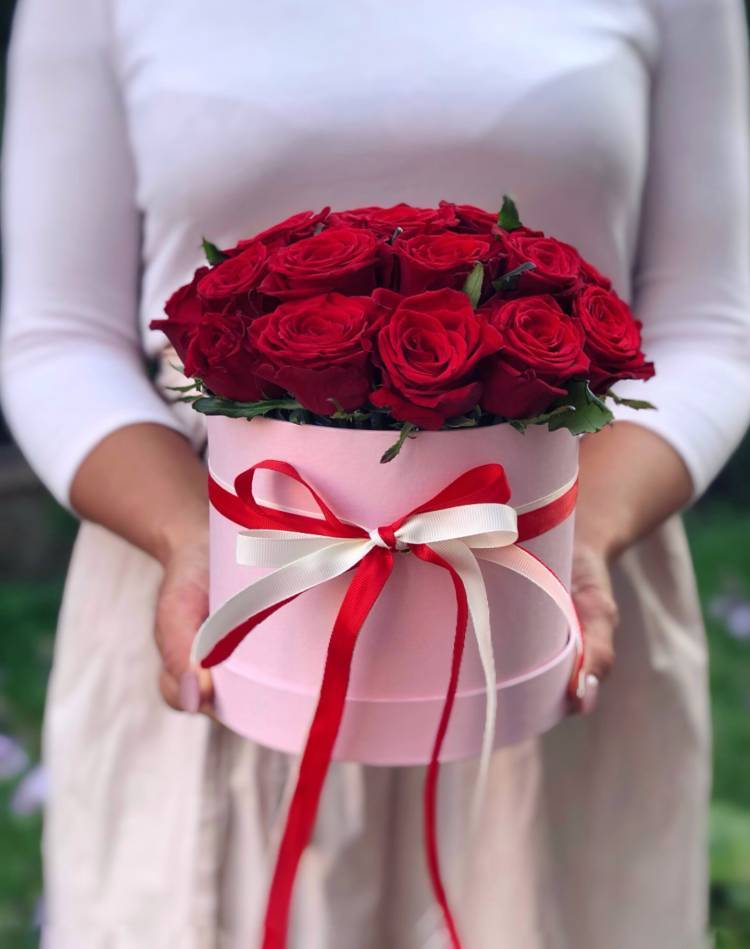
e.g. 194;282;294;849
480;295;589;418
371;288;502;428
438;200;498;234
326;202;458;238
497;231;582;296
149;266;209;362
259;227;382;300
578;255;612;290
231;207;331;254
394;231;493;294
197;241;268;307
573;286;654;393
249;293;378;414
184;308;269;402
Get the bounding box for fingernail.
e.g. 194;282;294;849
179;671;201;713
581;674;599;715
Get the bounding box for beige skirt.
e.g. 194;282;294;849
40;414;711;949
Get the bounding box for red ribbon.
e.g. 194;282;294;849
203;461;579;948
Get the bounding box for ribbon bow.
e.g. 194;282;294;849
193;460;582;949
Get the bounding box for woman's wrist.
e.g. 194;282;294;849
70;422;209;564
574;421;693;563
573;515;625;565
153;503;209;566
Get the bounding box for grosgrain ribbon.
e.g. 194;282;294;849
192;461;582;949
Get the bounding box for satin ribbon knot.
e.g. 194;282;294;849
368;525;407;550
193;459;582;949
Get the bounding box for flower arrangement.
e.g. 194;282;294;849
152;197;657;949
151;197;654;459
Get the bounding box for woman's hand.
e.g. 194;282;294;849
569;540;618;715
154;531;214;713
568;421;693;715
69;423;214;713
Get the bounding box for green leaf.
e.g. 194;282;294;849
327;398;373;423
445;406;481;429
445;415;479;429
497;194;522;231
547;380;614;435
165;382;202;393
201;237;228;266
519;404;576;427
491;261;536;292
605;389;656;411
330;408;372;423
192;396;302;419
380;423;418;463
462;261;485;309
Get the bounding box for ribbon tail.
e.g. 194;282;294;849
192;538;372;667
430;540;496;830
476;544;584;697
411;543;467;949
262;547;394;949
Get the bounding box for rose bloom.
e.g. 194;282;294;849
394;231;493;294
480;295;589;418
183;308;269;402
326;202;458;238
573;285;654;393
438;200;499;234
259;227;382;300
249;292;378;414
197;241;268;306
371;288;502;428
578;255;612;290
230;207;331;254
149;266;209;363
497;230;582;296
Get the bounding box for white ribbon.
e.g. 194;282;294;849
193;470;581;822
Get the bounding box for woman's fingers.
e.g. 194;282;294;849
154;542;214;714
570;543;619;715
155;578;205;683
158;667;183;711
575;583;618;680
159;666;214;715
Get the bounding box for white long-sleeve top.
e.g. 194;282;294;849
2;0;750;506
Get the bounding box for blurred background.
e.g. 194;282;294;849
0;2;749;947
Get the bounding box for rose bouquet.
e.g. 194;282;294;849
150;199;654;949
152;196;653;460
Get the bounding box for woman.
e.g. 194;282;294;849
2;1;749;946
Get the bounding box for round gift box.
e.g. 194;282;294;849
206;415;578;765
